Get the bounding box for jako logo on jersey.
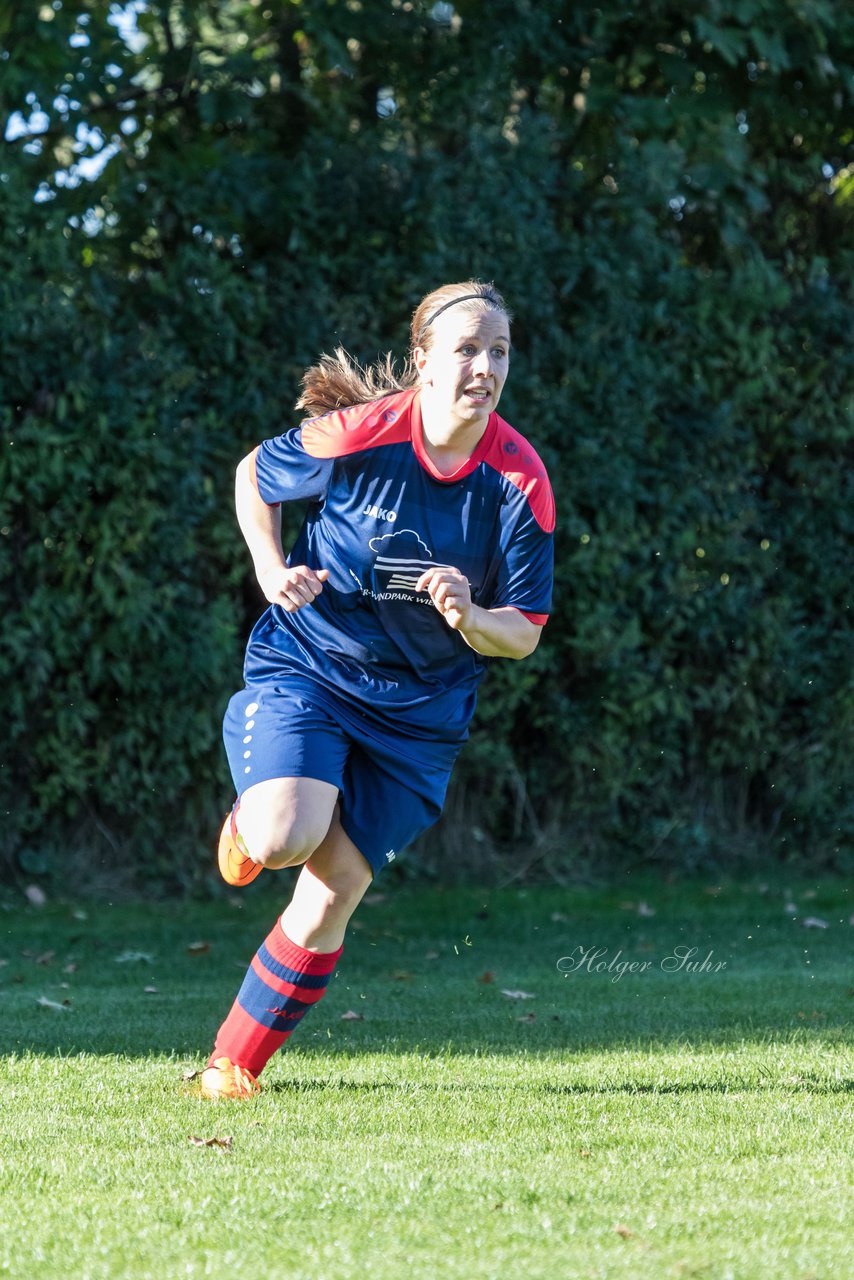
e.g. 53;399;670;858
363;504;397;522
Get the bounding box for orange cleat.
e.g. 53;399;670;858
200;1056;261;1100
218;804;263;887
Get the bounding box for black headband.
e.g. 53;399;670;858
417;292;501;342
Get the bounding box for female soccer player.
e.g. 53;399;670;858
201;280;555;1098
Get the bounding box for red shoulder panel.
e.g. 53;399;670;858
300;389;416;459
483;417;556;533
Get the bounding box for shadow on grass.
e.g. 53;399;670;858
260;1074;854;1097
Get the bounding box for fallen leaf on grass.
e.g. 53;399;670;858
37;997;71;1012
579;1149;591;1158
501;989;536;1000
182;1069;201;1081
517;1013;537;1023
613;1224;635;1239
391;970;412;982
187;1135;232;1150
35;951;56;966
636;901;656;918
477;971;495;984
63;962;78;974
114;950;154;964
187;941;211;955
801;917;829;929
25;886;47;907
341;1010;364;1021
144;986;159;994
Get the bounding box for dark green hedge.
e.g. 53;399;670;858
1;1;851;887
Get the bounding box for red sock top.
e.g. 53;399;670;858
267;920;343;975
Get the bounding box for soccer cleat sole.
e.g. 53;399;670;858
217;810;264;887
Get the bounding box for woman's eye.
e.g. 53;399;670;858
492;348;507;358
460;345;476;355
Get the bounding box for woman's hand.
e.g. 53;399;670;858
415;566;473;630
416;566;541;659
258;565;330;613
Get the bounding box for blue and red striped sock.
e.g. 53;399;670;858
210;919;342;1076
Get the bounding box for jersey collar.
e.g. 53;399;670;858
410;390;498;483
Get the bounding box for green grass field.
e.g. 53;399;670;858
1;876;851;1279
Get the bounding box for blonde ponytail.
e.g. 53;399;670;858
295;347;417;418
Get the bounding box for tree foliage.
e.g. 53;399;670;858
1;0;851;885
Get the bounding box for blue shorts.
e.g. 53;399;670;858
222;678;463;877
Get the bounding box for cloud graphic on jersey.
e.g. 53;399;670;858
369;528;441;594
368;528;432;558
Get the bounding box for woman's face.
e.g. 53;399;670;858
414;307;510;431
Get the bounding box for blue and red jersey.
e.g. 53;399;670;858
246;387;554;741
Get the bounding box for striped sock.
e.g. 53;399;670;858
210;919;342;1076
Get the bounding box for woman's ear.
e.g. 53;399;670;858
413;345;432;384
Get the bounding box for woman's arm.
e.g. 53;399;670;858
235;453;329;612
414;566;542;660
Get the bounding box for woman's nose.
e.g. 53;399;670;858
472;349;491;375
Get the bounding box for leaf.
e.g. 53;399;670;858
340;1010;364;1021
636;901;656;918
477;971;495;984
187;1135;233;1150
25;886;47;907
35;951;55;966
186;941;211;955
114;950;154;963
501;989;536;1000
144;985;158;994
613;1223;635;1239
801;917;829;929
37;996;71;1012
63;962;78;973
517;1012;537;1023
391;970;412;981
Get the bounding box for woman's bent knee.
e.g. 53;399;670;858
247;815;329;869
237;778;338;870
